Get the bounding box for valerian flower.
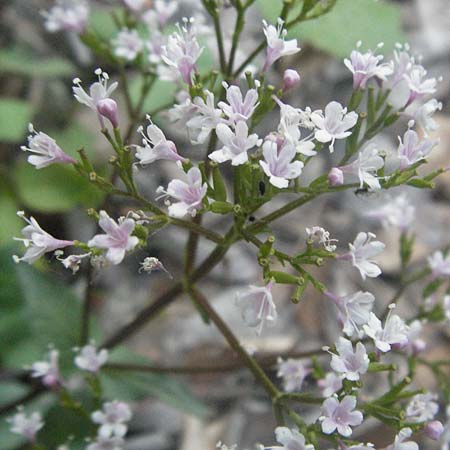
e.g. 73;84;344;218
259;139;304;188
424;421;444;441
112;28;144;61
31;349;61;388
329;337;369;381
235;281;276;335
8;411;44;443
305;226;337;252
139;257;172;278
13;212;74;264
122;0;147;12
277;358;310;392
390;43;416;87
318;372;343;397
273;427;315;450
397;129;437;169
338;232;385;280
92;401;132;438
75;344;108;373
405;393;439;423
156;167;207;218
404;65;438;106
413;98;442;134
55;251;91;274
365;194;415;231
320;395;363;437
310;101;358;153
88;211;139;265
21;124;76;169
386;428;418;450
283;69;301;91
142;0;178;29
427;250;450;279
401;319;426;355
262;18;300;70
42;0;89;33
209;121;261;166
218;83;259;125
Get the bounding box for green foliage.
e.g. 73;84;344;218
0;99;33;143
0;191;22;247
130;77;177;115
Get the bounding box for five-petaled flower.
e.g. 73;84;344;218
277;358;310;392
397;129;437;170
320;395;363;437
329;337;369;381
91;401;132;438
75;344;109;373
273;426;315;450
8;411;44;443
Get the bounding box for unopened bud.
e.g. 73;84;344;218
97;98;119;129
328;167;344;186
424;421;444;440
283;69;301;91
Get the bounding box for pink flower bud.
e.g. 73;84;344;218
424;421;444;440
97;98;119;129
283;69;301;90
328;167;344;186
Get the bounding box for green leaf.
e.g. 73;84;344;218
89;9;119;40
0;99;33;143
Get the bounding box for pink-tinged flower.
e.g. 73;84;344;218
320;395;363;437
344;42;393;90
391;43;416;87
235;281;276;335
400;319;426;355
305;226;337;252
262;18;300;70
157;167;207;218
260;139;304;188
338;232;385;280
329;337;369;381
427;250;450;279
424;421;444;441
42;0;89;33
112;28;144;61
75;344;108;373
413;98;442;134
328;167;344;186
55;251;91;274
386;428;418;450
92;401;132;438
86;436;125;450
218;84;259;125
326;290;375;337
397;129;437;170
339;143;384;190
21;124;76;169
283;69;301;91
404;65;438;105
135;117;186;165
406;393;439;423
277;358;310;392
318;372;343;397
97;99;119;129
31;349;61;388
8;411;44;443
209;121;261;166
161;17;203;85
311;101;358;153
147;30;166;64
274;427;315;450
73;69;118;128
363;307;409;353
88;211;139;265
142;0;178;29
13;212;74;264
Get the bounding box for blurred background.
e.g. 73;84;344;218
0;1;449;449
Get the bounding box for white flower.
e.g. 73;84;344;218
305;226;337;252
209;121;261;166
329;337;369;381
92;401;132;438
386;428;418;450
277;358;310;392
404;65;438;105
320;395;363;437
318;372;343;397
112;28;144;61
8;411;43;442
42;0;89;33
142;0;178;28
235;281;276;335
428;250;450;279
397;129;437;169
311;101;358;153
139;257;172;278
363;308;409;353
218;84;259;125
413;98;442;134
31;349;61;388
405;393;439;423
390;43;415;87
75;344;108;373
365;194;415;231
274;427;315;450
55;251;91;274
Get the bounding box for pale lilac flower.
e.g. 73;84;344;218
329;337;369;381
424;421;444;440
325;290;375;337
218;84;259;125
328;167;344;186
135;117;186;165
283;69;301;91
21;124;76;169
31;349;61;388
8;411;44;443
274;427;315;450
209;121;261;166
157;167;207;218
42;0;89;33
363;307;409;353
311;101;358;153
277;358;310;392
402;319;426;355
260;139;304;188
235;281;276;335
404;65;438;105
88;211;139;265
406;393;439;423
147;30;166;64
143;0;178;29
386;428;418;450
97;99;119;129
13;212;74;264
318;372;343;397
169;92;198;127
338;232;385;280
413;98;442;134
365;194;415;231
320;396;363;437
305;226;337;252
262;18;300;70
112;28;144;61
92;401;132;438
397;129;437;170
55;251;91;274
86;436;125;450
344;42;393;89
391;43;416;87
339;143;384;190
428;250;450;279
75;344;108;373
161;18;203;84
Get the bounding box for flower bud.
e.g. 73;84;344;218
328;167;344;186
283;69;301;91
97;98;119;129
424;421;444;440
